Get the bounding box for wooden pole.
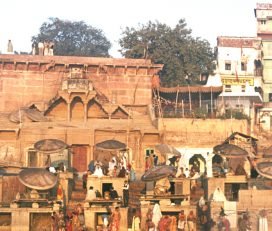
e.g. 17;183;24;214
211;87;213;115
175;87;179;114
182;100;184;117
199;91;202;108
188;85;192;113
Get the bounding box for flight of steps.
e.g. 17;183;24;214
128;180;146;208
131;113;157;130
67;178;86;211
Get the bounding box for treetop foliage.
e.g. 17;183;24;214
119;19;215;86
32;17;111;57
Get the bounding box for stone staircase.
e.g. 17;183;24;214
67;178;86;211
131;112;157;130
128;180;146;208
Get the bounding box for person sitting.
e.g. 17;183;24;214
93;162;104;178
109;187;119;200
85;186;96;201
109;165;119;177
108;158;117;175
168;155;180;167
154;177;171;195
118;166;127;177
176;167;186;178
184;168;190;178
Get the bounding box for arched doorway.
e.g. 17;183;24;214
189;154;206;174
212;154;224;177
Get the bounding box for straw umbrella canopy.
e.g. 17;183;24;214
213;143;248;158
18;168;58;190
154;144;181;163
34;139;68;154
9;107;47;123
95;139;126;151
141;165;177;182
255;159;272;180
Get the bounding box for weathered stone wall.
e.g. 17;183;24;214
158;118;249;147
0;55;162;112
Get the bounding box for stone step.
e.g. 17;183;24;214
71;190;86;201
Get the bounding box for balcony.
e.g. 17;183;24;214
62;78;93;93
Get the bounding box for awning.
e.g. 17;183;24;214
155;144;181;157
141;165;177;182
9;107;48;123
95;139;126;151
18;168;58;190
213;143;248;158
34;139;68;153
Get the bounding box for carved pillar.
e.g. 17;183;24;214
67;103;71;122
84;102;87;124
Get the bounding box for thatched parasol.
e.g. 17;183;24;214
155;144;181;158
141;165;177;182
18;168;58;190
9;107;47;123
34;139;68;153
213;143;248;158
24;108;48;122
256;159;272;180
95;139;126;151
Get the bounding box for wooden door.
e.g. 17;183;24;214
72;146;87;172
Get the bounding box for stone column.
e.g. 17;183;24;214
0;176;3;202
67;103;71;122
119;207;128;231
11;210;30;231
84;102;87;124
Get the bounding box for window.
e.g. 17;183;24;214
269;93;272;102
225;85;232;92
145;148;154;157
241;62;247;71
28;149;38;167
225;62;231;71
261;20;266;25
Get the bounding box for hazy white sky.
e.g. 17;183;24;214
0;0;269;57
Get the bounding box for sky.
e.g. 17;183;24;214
0;0;270;58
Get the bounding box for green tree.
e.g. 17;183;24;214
119;19;215;86
32;17;111;57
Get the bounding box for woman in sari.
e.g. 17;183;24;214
109;207;121;231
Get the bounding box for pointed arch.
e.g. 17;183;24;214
71;96;84;121
45;97;67;120
87;99;108;119
111;106;129;119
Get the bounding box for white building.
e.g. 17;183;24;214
216;36;263;119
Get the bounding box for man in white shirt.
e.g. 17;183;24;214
85;186;96;201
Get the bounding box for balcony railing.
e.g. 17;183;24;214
62;78;93;92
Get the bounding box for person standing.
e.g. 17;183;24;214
7;40;13;53
31;41;37;55
178;210;186;231
44;41;49;55
122;180;129;207
109;207;121;231
187;210;196;231
49;41;54;55
38;41;44;56
131;209;141;231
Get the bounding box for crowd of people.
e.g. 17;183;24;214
32;40;54;56
51;203;85;231
84;152;136;181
